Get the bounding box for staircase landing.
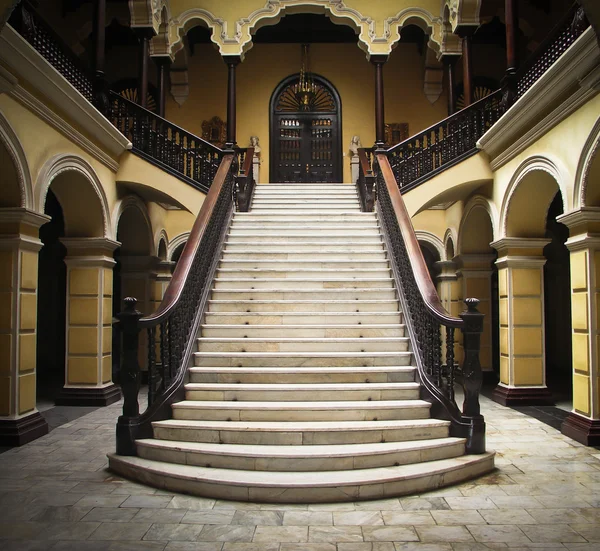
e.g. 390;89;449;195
109;183;494;502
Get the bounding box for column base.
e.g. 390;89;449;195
491;385;554;406
55;384;121;407
0;411;49;446
561;412;600;446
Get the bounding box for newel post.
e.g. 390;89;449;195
459;297;486;454
115;297;143;456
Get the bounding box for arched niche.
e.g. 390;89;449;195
459;205;495;255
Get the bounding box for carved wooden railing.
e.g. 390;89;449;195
517;2;590;99
373;152;486;454
234;147;256;212
357;148;376;212
109;92;223;193
385;91;503;192
116;153;239;455
8;0;94;103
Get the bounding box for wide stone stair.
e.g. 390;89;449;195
110;183;494;502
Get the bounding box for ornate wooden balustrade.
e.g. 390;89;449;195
109;92;223;194
356;148;376;212
234;147;256;212
116;153;240;455
385;91;503;193
367;152;486;454
8;0;94;103
517;2;590;99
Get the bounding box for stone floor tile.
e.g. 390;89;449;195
450;544;509;550
199;525;256;542
465;525;530;543
459;486;508;497
362;526;419;542
133;508;188;523
309;526;363;543
307;503;356;511
253;525;308;543
488;497;543;509
181;510;235;525
334;511;384;525
395;545;453;551
532;496;593;509
564;545;600;550
283;511;333;526
416;526;474;543
107;542;167;551
143;523;204;542
430;510;485;525
167;496;216;510
50;541;116;551
29;506;92;522
400;498;450;511
478;509;537;525
87;522;152;541
337;544;395;551
568;524;600;542
213;501;262;510
74;495;128;508
518;525;586;543
0;522;51;540
444;498;498;510
82;507;139;523
0;542;55;551
164;543;223;551
381;511;435;525
280;544;337;551
526;508;588;524
221;544;278;551
354;499;403;510
44;521;101;541
232;510;284;526
120;496;174;509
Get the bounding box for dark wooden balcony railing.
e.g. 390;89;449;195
116;153;238;455
517;3;590;98
8;0;94;103
109;92;223;193
373;153;486;454
385;91;503;192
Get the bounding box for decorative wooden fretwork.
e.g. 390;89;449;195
384;123;409;147
275;81;336;113
202;116;227;148
118;87;157;113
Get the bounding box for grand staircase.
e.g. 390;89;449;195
109;183;494;503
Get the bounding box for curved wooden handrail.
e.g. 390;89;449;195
241;147;254;174
386;91;500;154
358;148;373;176
376;153;463;329
140;154;234;328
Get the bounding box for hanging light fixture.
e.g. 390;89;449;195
293;44;316;111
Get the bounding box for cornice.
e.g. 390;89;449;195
478;27;600;170
0;207;50;228
0;25;131;169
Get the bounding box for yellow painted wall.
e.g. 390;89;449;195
165;42;447;183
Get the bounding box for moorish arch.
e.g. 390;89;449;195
168;1;445;58
113;195;155;257
575;116;600;209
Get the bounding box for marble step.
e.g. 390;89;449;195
187;366;415;384
233;214;376;222
206;299;399;313
203;312;403;325
251;198;360;204
196;336;410;353
108;452;495;503
171;398;427;422
230;225;379;233
199;324;406;338
223;242;385;252
135;436;467;472
218;260;389;270
250;209;363;215
151;418;449;446
229;228;380;236
226;235;382;243
209;289;396;300
193;351;411;367
215;269;391;279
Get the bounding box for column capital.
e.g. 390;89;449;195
223;55;242;67
456;253;496;270
0;207;50;231
369;54;389;65
558;207;600;236
491;237;551;260
435;260;459;280
61;237;119;267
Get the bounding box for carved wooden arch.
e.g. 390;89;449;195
168;1;444;59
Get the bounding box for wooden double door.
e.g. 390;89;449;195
270;75;342;183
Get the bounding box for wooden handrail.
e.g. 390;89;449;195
358;148;373;176
241;147;254;175
376;153;463;328
140;154;233;327
386;91;500;154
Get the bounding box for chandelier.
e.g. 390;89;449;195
293;44;316;111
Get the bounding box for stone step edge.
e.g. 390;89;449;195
188;366;414;373
200;324;405;329
196;337;409;343
107;453;495;503
172;399;429;411
184;382;420;390
135;437;462;458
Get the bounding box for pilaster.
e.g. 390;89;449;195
491;238;553;405
0;208;50;445
558;208;600;445
56;237;120;406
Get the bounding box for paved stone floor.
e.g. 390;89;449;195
1;392;600;551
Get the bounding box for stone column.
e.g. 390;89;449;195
350;155;360;184
0;208;49;445
491;238;552;405
457;254;495;375
56;238;121;406
371;55;388;149
558;208;600;445
253;152;261;187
